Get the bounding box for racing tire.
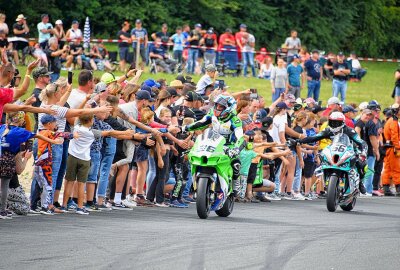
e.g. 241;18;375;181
340;197;356;211
196;177;211;219
216;194;234;217
326;175;339;212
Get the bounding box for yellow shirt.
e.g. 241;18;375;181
318;122;331;150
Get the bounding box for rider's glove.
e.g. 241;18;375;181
226;147;240;159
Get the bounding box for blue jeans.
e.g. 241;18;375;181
182;164;192;198
204;51;216;67
354;68;367;80
50;73;60;83
146;155;156;194
242;51;256;77
51;143;64;202
274;163;282;193
87;151;101;183
187;48;199;74
55;140;69;191
293;154;302;192
307;80;321;102
332;79;348;103
365;156;376;194
272;88;286;102
97;137;117;198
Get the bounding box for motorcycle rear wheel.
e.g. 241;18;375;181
216;194;234;217
340;197;356;211
196;177;211;219
326;175;339;212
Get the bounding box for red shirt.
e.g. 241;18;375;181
321;107;333;118
218;33;235;51
345;116;355;128
0;88;14;122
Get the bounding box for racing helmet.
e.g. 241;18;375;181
328;111;345;134
213;94;236;119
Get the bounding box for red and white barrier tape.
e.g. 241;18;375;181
7;37;400;63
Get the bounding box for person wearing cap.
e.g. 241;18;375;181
287;54;304;98
332;52;351;103
169;80;184;97
149;37;177;74
381;104;400;196
321;96;342;117
12;14;30;53
271;58;288;102
65;20;82;40
186;23;202;74
166;87;181;104
284;30;301;64
349;52;367;81
53;19;66;48
172;91;197;125
200;29;218;68
117;20;132;72
342;105;358;128
130;19;148;66
255;47;269;66
151;23;170;51
304;49;323;101
37;14;54;49
195;64;217;96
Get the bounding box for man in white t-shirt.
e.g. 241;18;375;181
284;30;301;64
37;14;54;49
349;52;367;81
67;70;94;109
196;64;217;96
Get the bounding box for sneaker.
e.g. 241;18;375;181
169;199;188;208
304;194;313;200
121;199;137;208
177;199;189;207
360;193;373;197
248;197;260;203
67;201;78;211
59;207;68;213
265;193;282;201
112;202;130;210
76;208;89;215
282;193;293;200
372;190;384;197
98;203;112;211
135;196;154;207
255;196;271;203
182;196;196;203
318;192;327;199
292;193;306;201
86;204;101;212
155;202;169;207
29;208;41;214
0;211;12;220
40;207;55;215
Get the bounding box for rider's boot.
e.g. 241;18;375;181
383;185;395;196
359;181;367;195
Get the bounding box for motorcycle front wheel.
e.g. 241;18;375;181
196;177;211;219
326;175;339;212
216;194;234;217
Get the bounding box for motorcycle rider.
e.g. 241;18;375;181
299;111;368;194
183;94;244;196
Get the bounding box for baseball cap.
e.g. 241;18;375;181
167;87;180;97
362;109;373;115
367;100;381;110
311;105;326;114
135;19;142;24
170;80;184;89
304;97;316;105
343;105;358;113
141;85;156;97
40;114;57;125
260;116;273;130
240;23;247;28
175;75;186;84
205;64;217;72
225;28;232;33
207;29;213;34
255;109;268;122
94;82;107;94
358;101;368;110
16;14;26;21
101;72;117;85
276;102;289;109
72;20;79;25
185;91;197;102
32;67;52;80
260;48;267;52
195;23;202;28
285;94;296;103
338;51;344;56
311;49;319;54
55;19;63;25
327;96;342;105
244;130;255;136
293;54;300;59
136;90;154;102
143;79;161;88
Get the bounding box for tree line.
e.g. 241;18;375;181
1;0;399;57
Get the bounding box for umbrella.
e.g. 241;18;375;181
83;17;91;51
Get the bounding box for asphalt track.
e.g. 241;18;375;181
1;197;400;270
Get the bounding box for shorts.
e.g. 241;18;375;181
87;151;101;183
134;144;149;163
253;179;274;189
65;154;91;183
246;163;258;185
119;47;129;62
303;160;316;178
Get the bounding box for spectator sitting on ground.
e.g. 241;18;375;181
348;52;367;81
195;64;217;96
258;57;274;80
149;37;177;74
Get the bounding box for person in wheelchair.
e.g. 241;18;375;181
149;37;177;74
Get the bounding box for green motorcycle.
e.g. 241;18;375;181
188;128;234;219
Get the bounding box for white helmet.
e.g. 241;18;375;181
328;111;345;134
